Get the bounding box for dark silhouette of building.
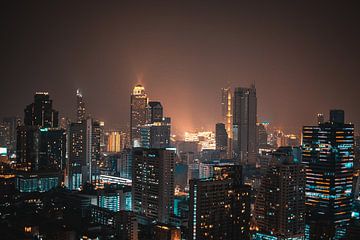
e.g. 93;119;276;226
76;89;86;122
215;123;228;156
232;85;257;165
24;92;58;128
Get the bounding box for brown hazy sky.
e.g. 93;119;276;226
1;1;360;134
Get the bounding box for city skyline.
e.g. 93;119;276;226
1;1;360;134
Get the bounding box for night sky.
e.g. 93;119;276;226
1;1;359;134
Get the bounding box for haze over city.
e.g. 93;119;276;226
1;1;360;134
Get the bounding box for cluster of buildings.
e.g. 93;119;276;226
0;84;359;240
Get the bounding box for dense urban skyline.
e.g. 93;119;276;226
2;1;360;133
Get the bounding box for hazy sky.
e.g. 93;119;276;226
1;1;359;134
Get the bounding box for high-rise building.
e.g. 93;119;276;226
24;92;59;128
215;123;228;152
132;148;175;224
16;125;41;171
302;109;354;239
147;101;163;124
76;89;86;122
115;211;139;240
254;147;306;239
130;85;148;147
221;87;233;157
188;165;251;240
140;101;171;148
39;128;66;170
118;148;133;180
107;131;124;152
257;123;268;148
68;118;101;190
232;85;257;165
2;116;21;154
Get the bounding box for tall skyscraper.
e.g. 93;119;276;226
24;92;59;128
302;109;354;239
2;116;21;154
68;118;101;190
188;165;251;240
232;85;257;165
147;101;163;123
76;89;86;122
221;87;233;157
254;147;306;239
132;148;175;224
130;85;148;147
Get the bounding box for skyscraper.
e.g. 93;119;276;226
188;165;251;240
254;147;306;239
232;85;257;165
302;109;354;239
68;118;101;190
132;148;175;224
215;123;228;152
221;87;233;157
141;101;171;149
76;89;86;122
24;92;59;128
130;85;148;147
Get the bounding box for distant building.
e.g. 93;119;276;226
221;87;233;157
302;110;354;239
118;148;133;180
68;118;101;190
232;85;257;165
107;131;125;152
24;92;58;128
188;165;251;240
115;211;138;240
254;147;306;239
130;85;148;147
76;89;86;122
215;123;228;152
317;113;324;125
132;148;175;224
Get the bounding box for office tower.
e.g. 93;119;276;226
24;92;59;128
317;113;324;124
130;85;148;147
302;109;354;239
132;148;175;224
221;87;233;157
215;123;228;156
232;85;257;165
76;89;86;122
254;147;306;239
68;118;101;190
188;165;251;240
118;148;132;179
39;128;66;170
147;101;163;123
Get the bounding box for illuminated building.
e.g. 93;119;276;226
107;131;124;152
188;165;251;240
317;113;324;125
76;89;86;122
16;171;61;192
254;147;306;240
115;211;138;240
233;85;257;165
257;123;268;148
153;223;181;240
302;109;354;239
39;128;66;170
68;118;101;190
221;87;233;157
24;92;59;128
132;148;175;224
184;131;216;150
130;84;148;147
97;187;132;212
